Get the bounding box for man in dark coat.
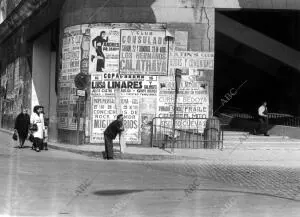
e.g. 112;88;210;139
14;107;30;148
104;114;124;160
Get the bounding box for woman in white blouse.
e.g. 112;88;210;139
30;105;45;152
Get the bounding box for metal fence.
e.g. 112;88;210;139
151;117;223;149
267;113;300;127
218;112;300;128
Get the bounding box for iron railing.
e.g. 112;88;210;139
268;114;300;127
151;117;223;149
218;112;300;128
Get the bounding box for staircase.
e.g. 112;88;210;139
223;130;300;150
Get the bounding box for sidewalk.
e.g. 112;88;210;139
2;128;300;163
0;128;197;160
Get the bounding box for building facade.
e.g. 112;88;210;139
0;0;300;146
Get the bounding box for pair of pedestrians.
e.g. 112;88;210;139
14;105;48;152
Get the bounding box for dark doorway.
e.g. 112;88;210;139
215;10;300;117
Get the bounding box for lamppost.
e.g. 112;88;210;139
172;68;182;153
74;72;89;145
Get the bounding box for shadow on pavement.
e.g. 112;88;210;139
13;145;32;149
93;188;300;201
94;189;144;196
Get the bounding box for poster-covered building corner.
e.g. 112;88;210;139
0;0;216;148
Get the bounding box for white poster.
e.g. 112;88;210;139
169;51;214;73
6;63;14;100
156;51;212;133
157;76;209;133
58;25;83;130
91;96;140;143
120;30;168;76
91;72;157;97
169;31;189;52
61;26;82;80
89;28;120;73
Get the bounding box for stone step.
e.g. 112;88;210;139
223;131;250;136
223;136;288;141
223;140;300;145
222;143;300;150
223;147;300;150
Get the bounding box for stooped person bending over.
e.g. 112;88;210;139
103;114;124;160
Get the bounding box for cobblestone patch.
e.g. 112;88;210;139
139;161;300;201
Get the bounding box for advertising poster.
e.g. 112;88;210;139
14;58;20;92
58;25;83;130
80;26;91;74
91;72;158;97
157;52;212;133
119;30;168;76
6;63;14;100
57;82;71;129
57;112;68;129
138;76;158;96
91;96;140;143
90;72;156;144
140;100;156;146
14;58;22;116
61;26;82;80
1;71;7;91
169;31;188;52
169;51;214;74
121;97;139;143
91;97;117;143
87;24;167;144
1;68;8;116
157;76;209;133
89;28;120;73
174;31;188;51
1;58;23;117
58;82;71;105
68;114;84;131
140;97;157;116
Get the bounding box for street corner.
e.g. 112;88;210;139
47;140;203;161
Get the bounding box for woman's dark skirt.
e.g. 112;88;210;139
17;130;28;140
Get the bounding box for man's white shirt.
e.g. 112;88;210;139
258;105;267;117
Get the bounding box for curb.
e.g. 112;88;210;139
47;143;201;161
0;128;200;161
1;128;14;135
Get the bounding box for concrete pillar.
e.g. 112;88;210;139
48;52;58;142
32;30;59;141
32;31;51;113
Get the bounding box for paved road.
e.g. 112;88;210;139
0;132;300;217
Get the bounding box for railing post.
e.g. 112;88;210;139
172;69;182;153
150;118;154;148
